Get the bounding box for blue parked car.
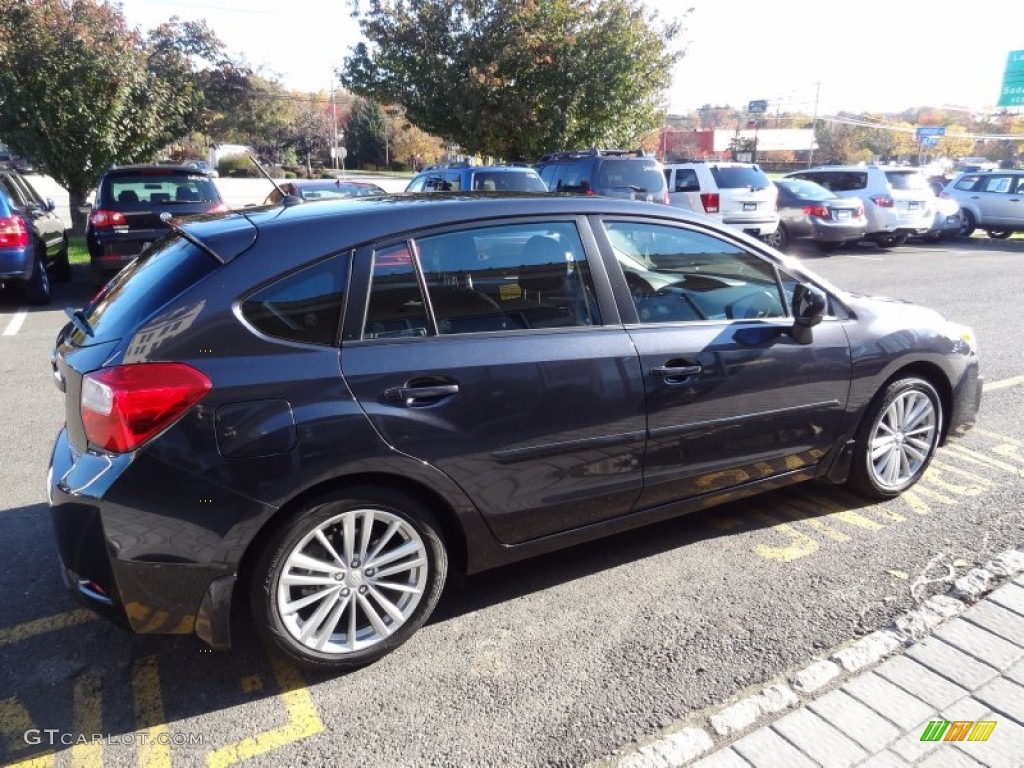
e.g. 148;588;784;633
0;168;69;305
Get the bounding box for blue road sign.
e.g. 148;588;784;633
919;136;940;147
748;100;768;114
915;126;946;138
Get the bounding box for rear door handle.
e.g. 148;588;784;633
383;383;459;404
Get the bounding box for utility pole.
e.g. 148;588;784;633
331;85;339;171
807;80;821;168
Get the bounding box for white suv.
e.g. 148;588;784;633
784;165;934;247
663;162;779;237
942;170;1024;239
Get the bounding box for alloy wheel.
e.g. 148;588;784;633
867;389;938;491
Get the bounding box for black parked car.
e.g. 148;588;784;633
0;168;69;304
49;194;982;672
86;165;228;284
536;149;669;203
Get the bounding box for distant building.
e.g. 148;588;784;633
658;128;817;163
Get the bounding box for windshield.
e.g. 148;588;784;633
776;179;834;201
104;173;221;205
885;171;929;191
710;165;771;189
596;159;666;194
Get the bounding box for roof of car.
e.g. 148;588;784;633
102;164;207;176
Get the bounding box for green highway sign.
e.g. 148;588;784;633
997;50;1024;107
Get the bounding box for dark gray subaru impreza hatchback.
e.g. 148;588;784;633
48;194;982;671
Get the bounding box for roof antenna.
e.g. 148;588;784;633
249;154;303;206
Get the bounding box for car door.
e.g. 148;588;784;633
594;217;852;506
340;217;647;545
971;174;1022;227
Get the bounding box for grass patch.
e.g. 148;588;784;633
68;235;89;265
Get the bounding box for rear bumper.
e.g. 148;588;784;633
47;427;269;647
0;247;33;281
809;219;868;243
724;216;779;236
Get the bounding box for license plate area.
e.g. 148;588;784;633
743;202;756;211
836;210;850;220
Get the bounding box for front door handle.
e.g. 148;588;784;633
651;364;703;382
383;383;459;404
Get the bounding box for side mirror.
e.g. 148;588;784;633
791;283;827;344
45;197;57;212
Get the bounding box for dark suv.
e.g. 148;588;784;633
0;168;69;305
404;162;547;192
49;193;981;673
86;165;227;283
535;149;668;203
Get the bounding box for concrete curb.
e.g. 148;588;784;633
598;544;1024;768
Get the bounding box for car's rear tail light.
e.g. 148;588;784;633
81;363;212;453
700;192;720;213
939;192;950;199
207;202;230;213
802;204;831;218
0;214;28;247
870;195;894;208
662;190;670;205
89;209;128;228
855;205;865;217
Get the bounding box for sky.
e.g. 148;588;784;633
120;0;1022;118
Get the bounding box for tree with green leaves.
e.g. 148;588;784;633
340;0;684;161
346;98;387;169
0;1;232;232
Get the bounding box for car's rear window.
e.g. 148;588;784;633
885;171;928;191
710;165;771;189
596;159;666;193
103;172;221;205
471;170;547;192
76;236;217;343
776;179;833;201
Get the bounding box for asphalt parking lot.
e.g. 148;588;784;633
1;236;1021;767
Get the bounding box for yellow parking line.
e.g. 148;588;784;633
751;512;819;563
133;656;170;768
0;697;55;767
912;485;957;504
974;428;1023;446
801;492;884;531
944;444;1020;474
0;609;96;646
985;375;1024;391
901;490;932;515
205;656;323;768
776;502;850;541
72;670;102;768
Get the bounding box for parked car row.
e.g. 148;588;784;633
0;168;70;304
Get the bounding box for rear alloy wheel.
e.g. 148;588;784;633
986;230;1013;239
23;252;51;306
959;210;976;237
762;226;787;251
252;488;447;671
847;377;941;499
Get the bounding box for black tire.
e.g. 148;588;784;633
52;233;72;283
23;251;51;306
876;233;908;249
959;210;976;237
250;487;448;672
763;225;787;251
986;230;1013;240
846;377;942;500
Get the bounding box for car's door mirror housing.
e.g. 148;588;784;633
45;197;57;212
791;283;827;344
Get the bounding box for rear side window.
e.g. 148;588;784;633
553;160;592;192
78;237;217;343
104;173;221;205
819;172;868;192
981;176;1014;193
596;159;666;194
242;256;348;346
885;172;928;191
670;168;700;192
709;166;771;189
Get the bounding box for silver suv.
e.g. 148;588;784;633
942;170;1024;239
663;161;779;237
785;165;934;247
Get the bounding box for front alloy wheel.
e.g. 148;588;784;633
848;377;941;499
253;489;447;671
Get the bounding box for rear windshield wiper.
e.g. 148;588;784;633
159;213;225;264
64;307;94;337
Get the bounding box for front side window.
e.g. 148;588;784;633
242;256;348;345
982;176;1013;194
604;221;786;323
